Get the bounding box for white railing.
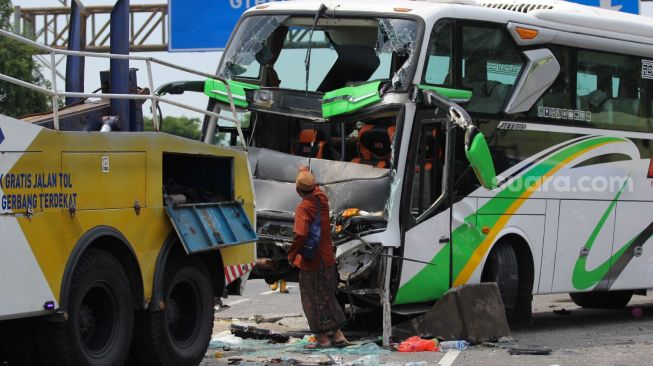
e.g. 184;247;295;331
0;28;247;148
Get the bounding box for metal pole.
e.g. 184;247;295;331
13;6;21;34
110;0;130;130
65;0;85;106
223;82;247;151
203;104;220;144
446;119;456;289
146;60;159;131
0;74;56;95
50;52;60;131
382;247;393;348
35;54;66;82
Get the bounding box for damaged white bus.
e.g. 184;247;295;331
193;0;653;321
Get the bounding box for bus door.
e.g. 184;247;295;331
396;110;449;304
395;108;477;305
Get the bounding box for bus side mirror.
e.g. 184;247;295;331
503;48;560;114
419;86;472;106
465;126;497;189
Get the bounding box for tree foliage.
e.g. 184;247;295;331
144;115;202;140
0;0;50;117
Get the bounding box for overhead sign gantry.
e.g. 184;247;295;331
168;0;285;52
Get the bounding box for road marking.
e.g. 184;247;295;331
438;350;461;366
225;298;250;307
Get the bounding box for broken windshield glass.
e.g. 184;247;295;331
379;19;418;88
217;15;418;92
219;15;289;79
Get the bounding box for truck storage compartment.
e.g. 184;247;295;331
163;153;233;203
162;153;256;254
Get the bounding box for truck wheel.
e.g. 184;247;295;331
131;257;214;366
1;319;39;366
482;244;519;319
40;249;133;366
569;290;633;309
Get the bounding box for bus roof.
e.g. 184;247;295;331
247;0;653;46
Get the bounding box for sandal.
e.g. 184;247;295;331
305;342;332;349
332;340;352;348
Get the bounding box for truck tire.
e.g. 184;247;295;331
482;244;519;319
40;249;134;366
131;257;214;366
569;290;633;309
1;319;40;366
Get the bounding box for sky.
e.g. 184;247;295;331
14;0;224;119
11;0;653;118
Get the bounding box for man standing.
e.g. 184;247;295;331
288;167;349;348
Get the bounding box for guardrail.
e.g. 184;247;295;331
0;28;247;148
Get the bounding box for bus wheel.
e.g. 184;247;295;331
569;290;633;309
482;244;519;320
131;257;213;366
40;249;134;365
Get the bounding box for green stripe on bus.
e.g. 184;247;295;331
572;180;629;290
394;136;625;305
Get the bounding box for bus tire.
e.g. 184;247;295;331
40;249;134;366
131;257;213;366
569;290;633;309
482;244;519;320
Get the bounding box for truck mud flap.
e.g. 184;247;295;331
165;202;257;254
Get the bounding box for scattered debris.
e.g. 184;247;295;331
397;336;438;352
438;340;469;351
209;336;390;359
393;283;511;344
230;324;291;343
216;298;230;311
228;357;243;365
350;355;380;366
481;336;517;349
508;346;553;355
211;331;244;347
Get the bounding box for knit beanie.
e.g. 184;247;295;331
296;169;316;192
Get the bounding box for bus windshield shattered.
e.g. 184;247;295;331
208;14;419;281
218;15;418;91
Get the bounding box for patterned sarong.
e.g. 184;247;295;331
299;265;347;334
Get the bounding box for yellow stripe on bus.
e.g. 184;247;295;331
453;140;619;287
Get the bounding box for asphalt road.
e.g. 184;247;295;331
202;280;653;366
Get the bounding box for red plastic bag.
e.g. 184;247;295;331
397;336;439;352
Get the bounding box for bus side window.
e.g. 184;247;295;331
528;46;573;117
576;50;646;131
424;21;453;86
461;25;524;114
